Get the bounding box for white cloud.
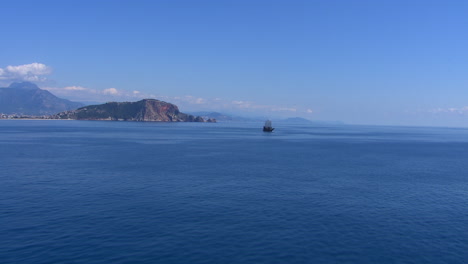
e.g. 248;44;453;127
0;63;52;82
6;63;52;75
64;86;88;91
103;88;119;95
272;107;297;112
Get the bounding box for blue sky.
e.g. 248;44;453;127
1;0;468;126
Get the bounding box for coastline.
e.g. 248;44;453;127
0;118;74;121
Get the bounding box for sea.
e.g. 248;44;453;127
1;120;468;264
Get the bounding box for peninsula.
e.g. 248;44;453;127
55;99;216;122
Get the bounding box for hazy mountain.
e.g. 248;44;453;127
189;111;263;122
56;99;216;122
0;82;84;115
188;112;344;125
281;117;313;123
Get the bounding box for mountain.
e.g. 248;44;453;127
0;82;84;115
56;99;216;122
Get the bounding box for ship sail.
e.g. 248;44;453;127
263;120;274;132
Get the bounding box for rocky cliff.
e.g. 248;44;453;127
55;99;216;122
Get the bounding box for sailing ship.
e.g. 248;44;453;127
263;120;274;132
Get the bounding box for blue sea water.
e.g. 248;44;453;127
1;120;468;264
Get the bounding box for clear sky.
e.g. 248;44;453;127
1;0;468;126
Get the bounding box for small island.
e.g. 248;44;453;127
54;99;216;122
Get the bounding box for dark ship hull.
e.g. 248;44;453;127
263;120;274;132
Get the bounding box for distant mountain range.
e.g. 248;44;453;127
189;112;343;125
0;82;83;115
281;117;313;123
56;99;215;122
188;111;258;122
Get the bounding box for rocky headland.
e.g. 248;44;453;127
55;99;216;122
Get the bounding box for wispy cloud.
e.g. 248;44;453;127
64;86;88;91
43;85;145;102
428;107;468;115
45;85;313;116
0;63;52;82
229;100;297;112
165;96;311;116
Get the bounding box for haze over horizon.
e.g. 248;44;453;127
2;0;468;126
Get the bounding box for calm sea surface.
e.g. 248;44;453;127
1;120;468;264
